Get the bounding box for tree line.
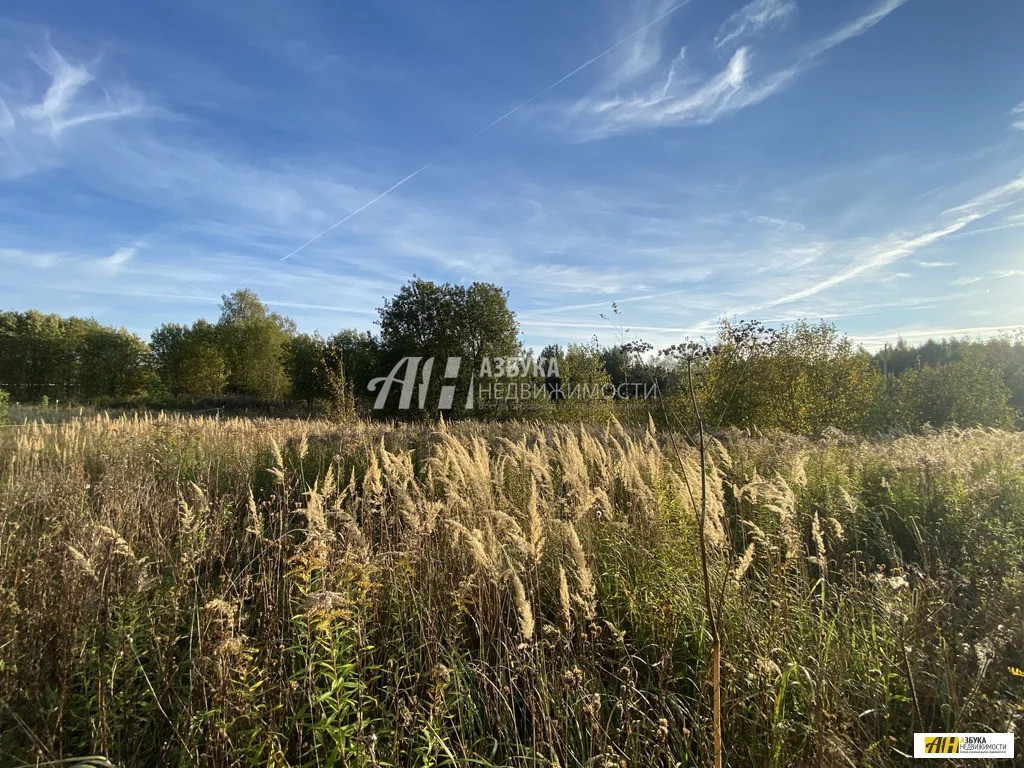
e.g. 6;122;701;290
1;278;1022;431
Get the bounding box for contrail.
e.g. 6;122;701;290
270;0;691;268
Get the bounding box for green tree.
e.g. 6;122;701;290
891;352;1014;428
0;310;78;401
325;330;380;399
376;278;520;414
179;320;227;396
150;323;189;394
151;320;227;397
708;320;879;432
286;333;328;407
217;289;295;398
78;324;152;400
538;340;614;420
378;279;519;363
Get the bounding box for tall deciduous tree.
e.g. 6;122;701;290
179;320;228;396
152;320;227;397
78;324;153;401
378;279;519;363
151;323;189;394
217;290;295;398
376;278;520;412
286;332;328;407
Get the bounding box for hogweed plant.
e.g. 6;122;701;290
654;320;778;768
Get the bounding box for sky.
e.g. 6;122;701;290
1;0;1023;352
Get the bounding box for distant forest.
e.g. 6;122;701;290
2;278;1023;431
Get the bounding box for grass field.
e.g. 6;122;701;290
1;415;1022;766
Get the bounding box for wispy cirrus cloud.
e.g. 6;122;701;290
0;39;145;177
763;213;982;308
560;46;799;140
714;0;796;50
750;214;805;231
20;42;143;136
756;170;1024;309
953;269;1024;287
803;0;910;57
602;0;680;87
91;245;138;275
0;97;15;134
555;0;911;140
0;247;63;270
1012;101;1024;131
944;171;1024;215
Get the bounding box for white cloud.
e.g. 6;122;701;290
918;260;955;268
750;214;805;230
765;213;982;307
750;170;1024;311
0;247;63;269
0;97;15;134
602;0;679;87
952;275;983;286
715;0;796;50
804;0;910;57
91;245;137;275
953;269;1024;287
0;41;146;178
944;172;1024;215
562;47;800;139
1011;101;1024;130
557;0;909;140
20;43;143;137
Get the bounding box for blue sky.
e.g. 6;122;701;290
1;0;1023;351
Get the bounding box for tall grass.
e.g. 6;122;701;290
0;414;1021;766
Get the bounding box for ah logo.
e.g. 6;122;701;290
924;736;960;754
368;357;473;411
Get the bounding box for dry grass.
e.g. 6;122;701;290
1;414;1022;766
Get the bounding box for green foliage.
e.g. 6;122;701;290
0;388;8;423
152;320;229;397
0;310;151;403
378;278;520;364
181;320;229;396
2;288;1023;431
555;340;615;418
79;325;153;401
150;322;188;392
217;289;295;398
885;352;1015;428
877;334;1024;425
703;320;880;433
376;278;520;414
286;333;329;407
325;329;380;396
